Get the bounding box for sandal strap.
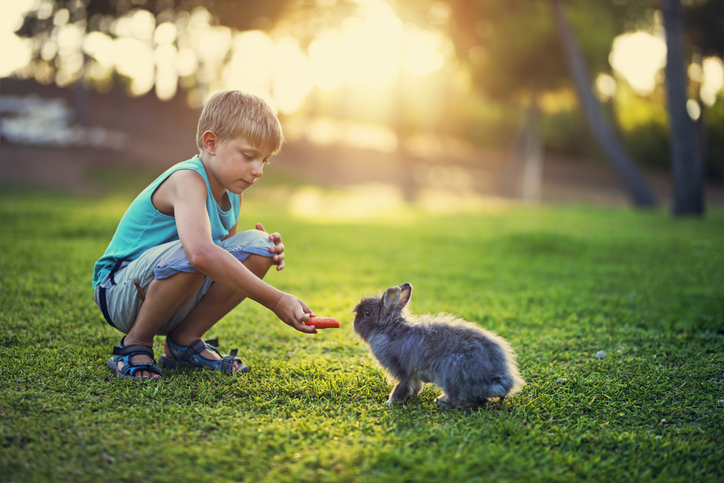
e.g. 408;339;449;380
167;335;201;362
166;335;242;372
120;361;163;378
184;339;209;361
220;349;240;372
111;338;163;378
112;344;155;358
112;337;156;360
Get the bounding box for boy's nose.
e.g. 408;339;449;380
251;160;264;177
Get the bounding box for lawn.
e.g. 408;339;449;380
0;182;722;482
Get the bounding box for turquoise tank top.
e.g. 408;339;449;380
92;155;240;287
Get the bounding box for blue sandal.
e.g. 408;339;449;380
159;336;250;373
107;337;163;380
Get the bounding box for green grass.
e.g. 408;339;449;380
1;183;723;482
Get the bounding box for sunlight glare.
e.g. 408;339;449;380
129;9;156;41
1;0;452;115
176;48;199;77
609;31;667;95
223;30;274;97
156;69;179;101
83;32;115;64
154;22;178;45
110;11;155;41
304;117;397;153
196;26;232;63
341;122;397;152
309;34;343;91
113;37;155;96
55;51;84;86
53;8;69;26
272;37;314;114
154;44;178;100
401;27;445;77
289;183;405;220
686;99;701;121
306;2;447;94
306;118;343;146
337;4;402;84
0;0;37;77
700;57;724;107
595;73;616;101
56;23;84;56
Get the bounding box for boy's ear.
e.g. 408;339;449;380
202;130;218;155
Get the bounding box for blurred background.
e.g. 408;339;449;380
1;0;722;215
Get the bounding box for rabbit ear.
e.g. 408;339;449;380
382;286;401;312
397;283;412;308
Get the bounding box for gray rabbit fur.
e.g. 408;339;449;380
353;283;524;408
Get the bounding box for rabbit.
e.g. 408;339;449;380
352;283;525;408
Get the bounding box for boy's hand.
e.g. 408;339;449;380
272;293;317;334
256;223;285;271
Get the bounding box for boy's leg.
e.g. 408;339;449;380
118;271;206;378
99;230;276;377
163;253;274;370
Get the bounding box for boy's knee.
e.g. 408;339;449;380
243;253;274;278
152;270;206;291
222;230;274;252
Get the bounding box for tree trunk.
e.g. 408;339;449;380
499;98;543;201
520;97;544;203
662;0;705;215
550;0;658;207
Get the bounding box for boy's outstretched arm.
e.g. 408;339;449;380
166;170;315;334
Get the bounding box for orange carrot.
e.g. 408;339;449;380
305;317;340;329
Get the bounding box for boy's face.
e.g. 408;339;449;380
205;134;273;194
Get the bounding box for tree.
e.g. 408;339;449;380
603;0;721;215
662;0;704;215
445;0;658;206
550;0;657;207
612;0;721;215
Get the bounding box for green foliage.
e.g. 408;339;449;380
542;108;598;156
1;186;723;482
458;0;618;98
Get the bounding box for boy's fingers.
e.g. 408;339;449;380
256;223;266;232
297;309;311;323
296;304;316;333
299;300;315;317
294;317;316;334
269;233;283;246
272;252;284;270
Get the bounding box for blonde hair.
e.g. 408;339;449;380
196;90;284;155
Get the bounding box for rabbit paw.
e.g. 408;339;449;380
436;394;476;409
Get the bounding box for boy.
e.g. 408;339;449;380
92;90;316;380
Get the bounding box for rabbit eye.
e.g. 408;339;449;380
364;310;371;317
